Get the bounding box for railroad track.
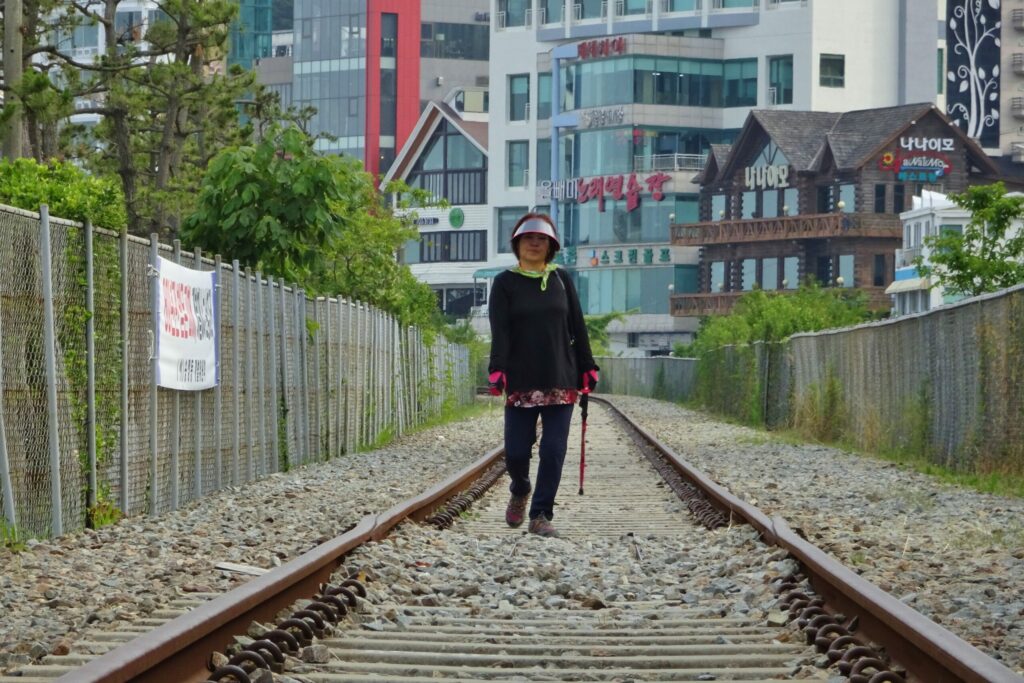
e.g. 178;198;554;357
1;398;1020;683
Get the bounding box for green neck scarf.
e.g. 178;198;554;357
512;263;559;291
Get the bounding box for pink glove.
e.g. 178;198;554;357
581;369;599;394
488;371;507;396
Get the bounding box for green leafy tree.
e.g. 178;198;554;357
584;310;627;357
915;182;1024;297
676;284;872;357
0;157;126;228
182;125;440;329
4;0;256;235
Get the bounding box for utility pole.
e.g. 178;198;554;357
2;0;23;159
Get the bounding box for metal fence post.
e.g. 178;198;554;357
149;234;160;515
192;246;204;499
246;268;257;480
324;299;333;458
169;240;181;511
255;272;269;475
231;259;241;485
296;287;310;463
84;219;97;510
266;277;280;472
119;227;129;512
279;279;292;467
0;247;15;526
213;254;223;490
39;206;64;536
312;299;322;459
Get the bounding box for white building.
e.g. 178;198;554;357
890;189;1024;315
485;0;942;355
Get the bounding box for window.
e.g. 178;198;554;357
741;259;757;291
507;140;529;187
783;256;799;288
838;184;855;212
420;23;489;60
498;0;528;27
838;254;854;287
407;120;487;205
874;184;887;213
893;184;905;213
724;59;757;107
537;72;552;119
820;54;844;88
497;207;527;253
873;254;887;287
710;261;726;292
381;13;397;57
509;74;530;121
768;55;793;104
536;138;551;182
417;230;487;263
711;194;727;221
816;185;833;213
937;48;944;95
762;257;778;290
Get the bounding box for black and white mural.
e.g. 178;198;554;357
946;0;1001;148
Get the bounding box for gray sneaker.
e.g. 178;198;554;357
528;515;559;538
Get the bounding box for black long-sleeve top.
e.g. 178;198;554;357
488;268;598;393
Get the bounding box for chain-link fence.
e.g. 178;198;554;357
0;204;474;539
597;356;697;403
662;284;1024;478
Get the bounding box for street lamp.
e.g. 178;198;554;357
836;276;845;287
836;199;846;212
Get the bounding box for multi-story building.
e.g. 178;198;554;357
485;0;942;355
888;189;1024;315
289;0;490;177
383;93;491;317
229;0;273;70
672;103;1000;317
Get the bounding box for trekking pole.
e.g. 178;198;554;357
578;392;588;495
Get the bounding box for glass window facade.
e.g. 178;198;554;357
560;56;757;111
577;266;677;314
498;0;529;27
537;72;552;120
768;55;793;104
407;120;487;205
230;0;272;69
561;194;696;247
420;23;488;60
407;230;487;263
293;0;367;156
553;127;733;178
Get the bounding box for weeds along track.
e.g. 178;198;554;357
1;398;1019;683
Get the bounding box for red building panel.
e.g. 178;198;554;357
365;1;421;178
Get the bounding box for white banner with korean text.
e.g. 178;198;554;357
156;256;218;390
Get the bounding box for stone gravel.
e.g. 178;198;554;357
1;395;1021;678
610;395;1024;676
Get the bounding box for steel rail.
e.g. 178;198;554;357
56;446;505;683
596;396;1023;683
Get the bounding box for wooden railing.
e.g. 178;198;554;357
670;291;746;316
671;212;901;246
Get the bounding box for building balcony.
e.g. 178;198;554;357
633;153;707;173
710;0;758;11
895;246;921;269
670;212;901;247
670;291;745;316
660;0;702;15
1012;98;1024;119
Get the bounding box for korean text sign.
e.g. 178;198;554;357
156;256;218;390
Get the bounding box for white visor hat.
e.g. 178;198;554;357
511;218;561;251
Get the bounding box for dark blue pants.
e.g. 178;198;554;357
504;403;574;521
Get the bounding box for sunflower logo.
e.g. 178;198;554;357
879;151;896;171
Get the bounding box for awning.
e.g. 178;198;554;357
472;267;507;279
885;277;930;295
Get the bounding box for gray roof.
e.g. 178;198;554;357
824;102;933;168
749;110;841;170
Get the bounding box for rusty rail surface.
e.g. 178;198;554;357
53;398;1023;683
55;446;505;683
596;396;1022;683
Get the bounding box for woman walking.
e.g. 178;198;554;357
487;213;599;538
